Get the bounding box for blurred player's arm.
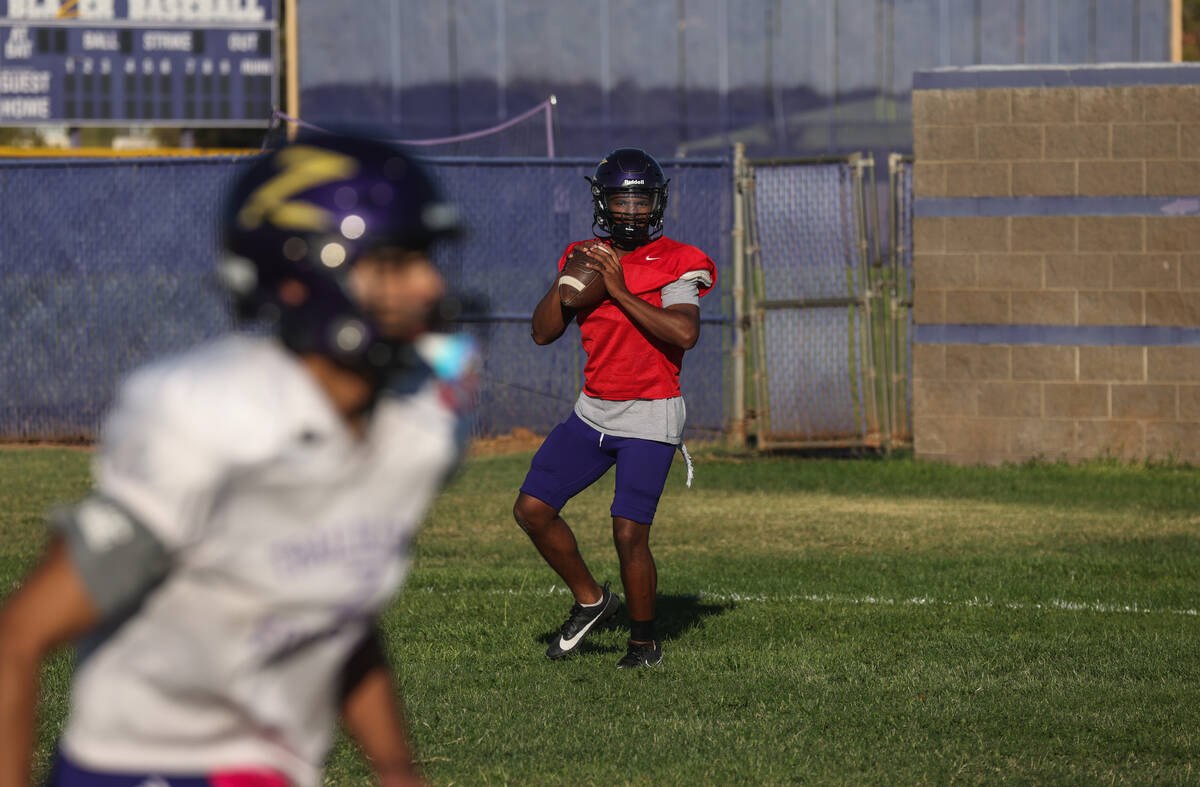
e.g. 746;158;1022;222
339;628;425;787
531;275;575;345
0;537;100;787
0;491;173;787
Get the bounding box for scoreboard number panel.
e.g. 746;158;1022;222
0;0;278;127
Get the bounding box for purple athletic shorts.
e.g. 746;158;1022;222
520;412;677;525
49;751;289;786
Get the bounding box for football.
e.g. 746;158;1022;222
558;245;608;310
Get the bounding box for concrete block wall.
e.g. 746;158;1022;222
911;66;1200;465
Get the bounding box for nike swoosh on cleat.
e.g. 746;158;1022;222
556;602;610;651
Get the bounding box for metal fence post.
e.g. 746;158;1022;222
888;152;914;446
730;142;747;447
849;152;882;445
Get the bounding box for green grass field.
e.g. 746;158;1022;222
3;447;1199;785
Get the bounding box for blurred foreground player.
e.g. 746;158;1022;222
0;133;475;786
513;148;716;669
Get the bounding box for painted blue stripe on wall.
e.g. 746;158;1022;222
915;324;1200;347
915;65;1200;91
915;196;1200;218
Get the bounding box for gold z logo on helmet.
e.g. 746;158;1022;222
237;146;359;232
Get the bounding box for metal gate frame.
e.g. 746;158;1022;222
730;144;912;451
886;153;915;447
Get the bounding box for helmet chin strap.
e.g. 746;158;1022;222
612;218;663;249
610;228;646;250
595;215;658;249
592;213;661;250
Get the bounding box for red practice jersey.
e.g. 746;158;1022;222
557;236;717;400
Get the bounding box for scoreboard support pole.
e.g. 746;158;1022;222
284;0;299;140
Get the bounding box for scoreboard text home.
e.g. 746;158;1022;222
0;0;277;126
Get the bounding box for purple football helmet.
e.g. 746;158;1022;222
587;147;669;248
219;131;460;373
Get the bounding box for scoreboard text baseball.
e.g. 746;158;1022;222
0;0;277;126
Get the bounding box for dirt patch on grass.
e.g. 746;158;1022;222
468;428;544;457
6;431;545;458
0;440;93;451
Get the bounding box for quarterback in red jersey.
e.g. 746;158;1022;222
513;147;717;669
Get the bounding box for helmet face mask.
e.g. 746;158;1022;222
587;147;669;249
346;246;447;344
220;132;460;375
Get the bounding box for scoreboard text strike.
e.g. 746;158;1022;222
0;1;277;127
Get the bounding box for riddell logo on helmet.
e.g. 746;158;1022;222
622;179;645;186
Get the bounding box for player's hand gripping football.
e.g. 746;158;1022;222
580;243;630;300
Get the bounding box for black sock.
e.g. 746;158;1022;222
630;619;655;643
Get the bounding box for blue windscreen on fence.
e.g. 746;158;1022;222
0;155;733;442
428;157;733;439
0;158;241;439
299;0;1172;159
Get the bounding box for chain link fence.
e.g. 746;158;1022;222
1;151;917;448
0;157;239;439
0;154;732;442
734;149;912;450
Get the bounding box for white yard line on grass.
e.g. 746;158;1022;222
691;591;1199;617
409;585;1198;617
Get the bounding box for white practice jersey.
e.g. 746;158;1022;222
57;335;463;787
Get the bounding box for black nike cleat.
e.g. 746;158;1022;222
616;639;663;669
545;585;620;660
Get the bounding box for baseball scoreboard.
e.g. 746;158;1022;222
0;0;277;126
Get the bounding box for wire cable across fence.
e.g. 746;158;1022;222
268;96;558;158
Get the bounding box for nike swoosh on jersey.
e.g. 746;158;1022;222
645;256;661;260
